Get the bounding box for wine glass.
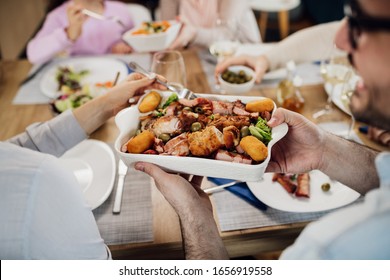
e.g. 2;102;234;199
209;18;240;63
340;72;358;139
313;45;350;120
151;50;187;91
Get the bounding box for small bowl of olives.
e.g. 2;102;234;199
218;65;255;95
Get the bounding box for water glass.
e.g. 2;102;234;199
151;50;187;91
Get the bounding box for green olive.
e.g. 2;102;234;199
321;183;331;192
194;107;204;114
183;106;192;111
191;122;202;132
158;133;171;143
240;126;250;138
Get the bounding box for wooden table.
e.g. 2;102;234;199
0;49;387;260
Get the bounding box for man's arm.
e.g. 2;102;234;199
267;108;379;195
320;132;379;194
135;162;229;259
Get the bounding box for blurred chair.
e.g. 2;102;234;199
249;0;301;40
127;3;152;26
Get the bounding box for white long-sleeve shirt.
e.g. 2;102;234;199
0;111;110;259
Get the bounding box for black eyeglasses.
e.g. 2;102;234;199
344;0;390;49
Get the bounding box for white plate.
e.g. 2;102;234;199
324;70;360;116
247;170;360;212
40;57;129;99
115;92;288;182
59;139;116;210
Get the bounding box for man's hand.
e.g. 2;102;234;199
135;162;229;259
266;108;325;174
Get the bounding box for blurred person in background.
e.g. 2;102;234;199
136;0;390;259
159;0;261;49
27;0;134;65
215;20;390;147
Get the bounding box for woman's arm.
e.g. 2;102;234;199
159;0;180;20
7;74;165;157
265;21;341;70
27;7;74;65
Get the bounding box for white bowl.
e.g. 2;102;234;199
114;92;288;182
218;65;255;95
122;21;181;53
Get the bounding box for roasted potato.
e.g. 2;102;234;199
127;130;155;153
245;98;274;113
240;135;268;161
138;91;162;113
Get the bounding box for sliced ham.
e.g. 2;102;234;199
212;100;233;115
215;149;252;164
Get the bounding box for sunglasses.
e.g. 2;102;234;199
344;0;390;49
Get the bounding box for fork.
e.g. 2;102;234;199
128;61;197;100
82;9;126;28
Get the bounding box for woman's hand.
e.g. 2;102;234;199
266;108;326;174
73;73;166;135
111;42;133;54
215;54;270;84
169;18;197;50
65;2;87;41
104;73;167;117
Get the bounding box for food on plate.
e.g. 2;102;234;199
131;21;171;35
321;182;331;192
122;91;274;164
139;91;163;113
126;130;155;154
56;66;89;94
52;92;92;114
239;136;268;161
246;98;275;113
272;173;311;198
221;69;252;84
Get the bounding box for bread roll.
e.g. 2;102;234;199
127;130;155;153
245;98;274;113
240;135;268;161
138;91;162;113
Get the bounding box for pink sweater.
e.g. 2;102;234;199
27;1;134;64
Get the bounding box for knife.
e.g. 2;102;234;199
19;60;51;86
113;159;128;214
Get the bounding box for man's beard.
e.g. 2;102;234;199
351;89;390;131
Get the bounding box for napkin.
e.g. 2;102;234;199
207;177;267;210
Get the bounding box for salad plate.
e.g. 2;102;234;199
247;170;360;213
40;56;129;99
59;139;116;210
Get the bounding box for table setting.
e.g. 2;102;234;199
2;28;388;258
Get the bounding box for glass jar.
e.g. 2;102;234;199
276;61;305;113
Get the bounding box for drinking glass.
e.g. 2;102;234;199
151;50;187;91
340;72;358;139
209;18;240;63
313;46;351;120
